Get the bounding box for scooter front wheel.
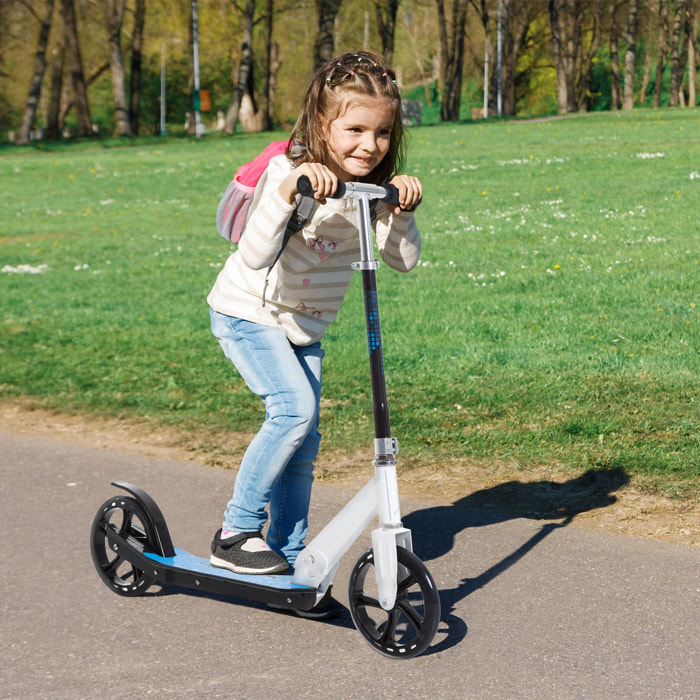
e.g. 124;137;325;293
348;546;441;659
90;495;157;596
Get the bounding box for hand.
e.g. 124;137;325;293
387;174;422;215
280;163;338;205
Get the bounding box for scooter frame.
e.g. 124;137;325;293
90;179;440;659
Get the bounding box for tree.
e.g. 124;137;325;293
623;0;640;110
436;0;468;122
60;0;92;135
687;0;698;106
315;0;342;66
16;0;56;144
129;0;146;134
44;12;65;140
375;0;400;64
260;0;283;131
224;0;255;134
496;0;548;117
669;0;687;106
103;0;131;136
547;0;604;113
653;0;669;107
609;1;623;110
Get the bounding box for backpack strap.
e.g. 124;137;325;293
262;195;318;306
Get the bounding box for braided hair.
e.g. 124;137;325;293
288;51;405;186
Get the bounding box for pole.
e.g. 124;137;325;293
483;45;489;119
497;0;503;117
160;43;166;136
191;0;203;138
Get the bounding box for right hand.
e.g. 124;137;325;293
279;163;338;205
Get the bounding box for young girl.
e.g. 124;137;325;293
207;51;422;608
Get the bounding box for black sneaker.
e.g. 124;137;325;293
210;530;289;575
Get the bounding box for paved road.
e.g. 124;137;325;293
1;430;698;699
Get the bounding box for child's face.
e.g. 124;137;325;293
326;97;395;181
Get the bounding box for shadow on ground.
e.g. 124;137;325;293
403;467;630;655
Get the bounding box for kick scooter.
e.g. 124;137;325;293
89;177;441;659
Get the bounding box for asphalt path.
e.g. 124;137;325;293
1;430;698;699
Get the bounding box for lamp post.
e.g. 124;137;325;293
191;0;203;137
160;42;167;136
497;0;502;118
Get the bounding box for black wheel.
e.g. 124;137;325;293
90;495;157;596
348;546;441;659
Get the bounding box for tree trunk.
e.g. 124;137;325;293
225;0;255;134
59;62;110;126
16;0;56;145
436;0;468;122
669;0;687;107
375;0;399;65
623;0;639;110
500;0;535;118
315;0;342;67
653;0;668;107
45;27;65;139
574;0;602;111
104;0;130;136
61;0;92;136
688;1;698;106
639;9;653;106
129;0;146;135
610;2;622;110
260;0;281;131
548;0;569;114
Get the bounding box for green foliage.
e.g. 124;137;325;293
1;110;698;495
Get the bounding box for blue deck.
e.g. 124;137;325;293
143;548;313;590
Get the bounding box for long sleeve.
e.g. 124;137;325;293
374;206;422;272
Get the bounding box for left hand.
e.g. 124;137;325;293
386;174;422;215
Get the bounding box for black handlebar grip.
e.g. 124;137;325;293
296;175;346;199
381;183;400;207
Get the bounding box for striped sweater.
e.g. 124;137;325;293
207;155;422;346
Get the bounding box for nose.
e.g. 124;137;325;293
360;133;378;154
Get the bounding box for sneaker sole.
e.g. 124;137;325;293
210;554;289;575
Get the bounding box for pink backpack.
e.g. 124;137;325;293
216;141;296;243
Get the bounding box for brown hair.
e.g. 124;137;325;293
287;51;405;185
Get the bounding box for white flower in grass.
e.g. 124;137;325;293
2;264;49;274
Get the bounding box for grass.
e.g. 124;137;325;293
1;109;698;500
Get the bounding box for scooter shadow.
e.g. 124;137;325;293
404;466;630;655
144;580;355;628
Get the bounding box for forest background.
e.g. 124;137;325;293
2;0;700;143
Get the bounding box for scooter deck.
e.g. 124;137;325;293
137;547;320;609
144;548;310;590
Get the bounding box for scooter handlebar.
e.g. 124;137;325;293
296;175;403;208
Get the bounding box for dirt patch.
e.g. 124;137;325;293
2;400;697;547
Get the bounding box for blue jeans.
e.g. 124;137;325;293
209;308;324;566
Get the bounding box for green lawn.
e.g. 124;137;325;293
1;109;698;498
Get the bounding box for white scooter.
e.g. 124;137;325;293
89;177;441;659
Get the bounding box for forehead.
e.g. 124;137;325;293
333;96;396;127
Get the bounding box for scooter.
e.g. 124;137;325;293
89;177;441;659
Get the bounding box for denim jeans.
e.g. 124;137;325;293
209;308;324;566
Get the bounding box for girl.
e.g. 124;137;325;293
207;51;422;609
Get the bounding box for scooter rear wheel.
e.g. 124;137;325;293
90;495;157;596
348;546;441;659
